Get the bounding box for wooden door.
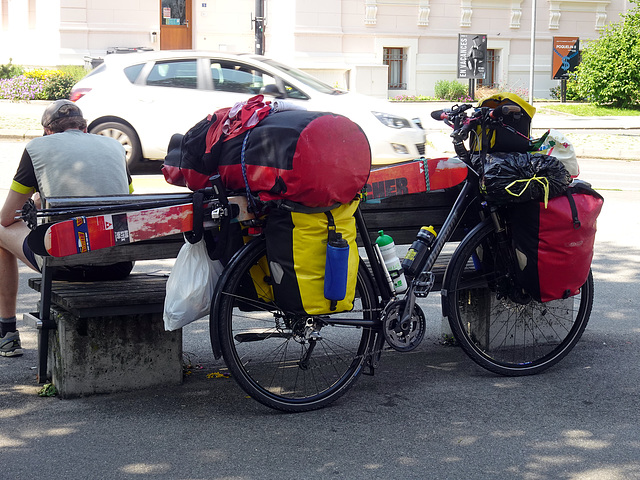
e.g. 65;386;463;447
160;0;192;50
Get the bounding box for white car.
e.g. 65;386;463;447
70;51;426;168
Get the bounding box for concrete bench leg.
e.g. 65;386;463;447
48;307;183;398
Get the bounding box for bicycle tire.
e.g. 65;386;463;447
215;238;377;412
445;221;593;376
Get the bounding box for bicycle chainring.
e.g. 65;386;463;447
381;299;426;352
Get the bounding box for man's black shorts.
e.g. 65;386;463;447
22;237;133;280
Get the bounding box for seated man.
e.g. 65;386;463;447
0;100;134;357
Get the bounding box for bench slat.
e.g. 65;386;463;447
359;187;477;245
29;274;169;318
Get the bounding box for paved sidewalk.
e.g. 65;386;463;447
1;98;640;479
1;99;639;160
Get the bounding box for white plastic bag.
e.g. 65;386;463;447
538;129;580;178
163;239;225;331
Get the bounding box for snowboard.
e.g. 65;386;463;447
28;196;251;257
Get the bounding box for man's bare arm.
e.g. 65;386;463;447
0;190;32;227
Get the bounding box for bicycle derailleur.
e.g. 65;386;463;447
381;298;426;352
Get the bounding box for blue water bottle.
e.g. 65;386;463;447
324;232;350;311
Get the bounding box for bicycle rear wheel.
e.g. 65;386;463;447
215;238;377;412
445;221;593;376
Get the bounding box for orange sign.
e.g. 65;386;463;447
552;37;580;79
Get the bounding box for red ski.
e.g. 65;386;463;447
44;203;194;257
365;157;468;200
29;196;252;258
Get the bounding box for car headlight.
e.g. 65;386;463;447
372;111;412;129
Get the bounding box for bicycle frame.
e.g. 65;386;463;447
208;104;509;355
355;169;483;319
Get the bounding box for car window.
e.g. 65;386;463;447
210;61;275;95
283;83;308;100
146;60;198;89
260;58;345;95
124;64;144;83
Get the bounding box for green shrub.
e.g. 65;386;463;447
574;0;640;107
549;74;584;101
434;80;469;101
41;72;77;100
57;65;87;83
0;58;24;79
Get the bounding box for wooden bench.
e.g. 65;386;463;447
25;234;186;398
25;187;469;397
359;185;471;245
24;193;192;398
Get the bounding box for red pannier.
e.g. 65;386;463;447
506;180;604;302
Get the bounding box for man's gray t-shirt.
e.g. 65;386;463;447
13;129;131;198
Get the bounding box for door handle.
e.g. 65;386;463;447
185;20;189;27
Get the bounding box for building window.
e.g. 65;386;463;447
478;49;499;88
383;47;407;90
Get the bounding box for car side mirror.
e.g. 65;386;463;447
260;84;285;99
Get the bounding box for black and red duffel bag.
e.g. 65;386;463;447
215;110;371;208
163;107;371;209
506;180;604;303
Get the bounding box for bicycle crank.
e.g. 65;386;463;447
381;299;426;352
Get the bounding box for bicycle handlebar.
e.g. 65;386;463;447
430;108;452;121
431;103;522;130
430;103;523;153
489;104;522;119
429;103;524;170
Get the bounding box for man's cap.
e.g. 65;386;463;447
41;100;84;128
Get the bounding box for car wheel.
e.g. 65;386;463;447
90;122;142;168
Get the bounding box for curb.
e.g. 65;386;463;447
0;129;42;140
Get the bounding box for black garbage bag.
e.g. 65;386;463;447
479;152;572;205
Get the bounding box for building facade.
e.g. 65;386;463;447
0;0;632;99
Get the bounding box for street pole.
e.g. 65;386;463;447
529;0;537;104
254;0;265;55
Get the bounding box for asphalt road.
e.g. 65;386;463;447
1;139;639;479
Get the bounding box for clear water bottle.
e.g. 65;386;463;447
375;230;407;293
324;232;350;311
402;226;437;277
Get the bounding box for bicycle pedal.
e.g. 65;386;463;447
413;272;435;297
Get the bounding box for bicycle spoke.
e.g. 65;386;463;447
447;222;593;375
215;239;376;411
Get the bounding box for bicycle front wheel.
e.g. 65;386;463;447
445;221;594;376
215;238;377;412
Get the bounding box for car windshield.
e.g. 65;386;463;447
259;58;346;95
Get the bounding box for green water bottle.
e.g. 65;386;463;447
375;230;407;293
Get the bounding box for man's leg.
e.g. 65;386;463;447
0;222;37;356
0;245;19;318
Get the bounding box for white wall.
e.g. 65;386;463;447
0;0;60;65
1;0;634;99
193;0;255;53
